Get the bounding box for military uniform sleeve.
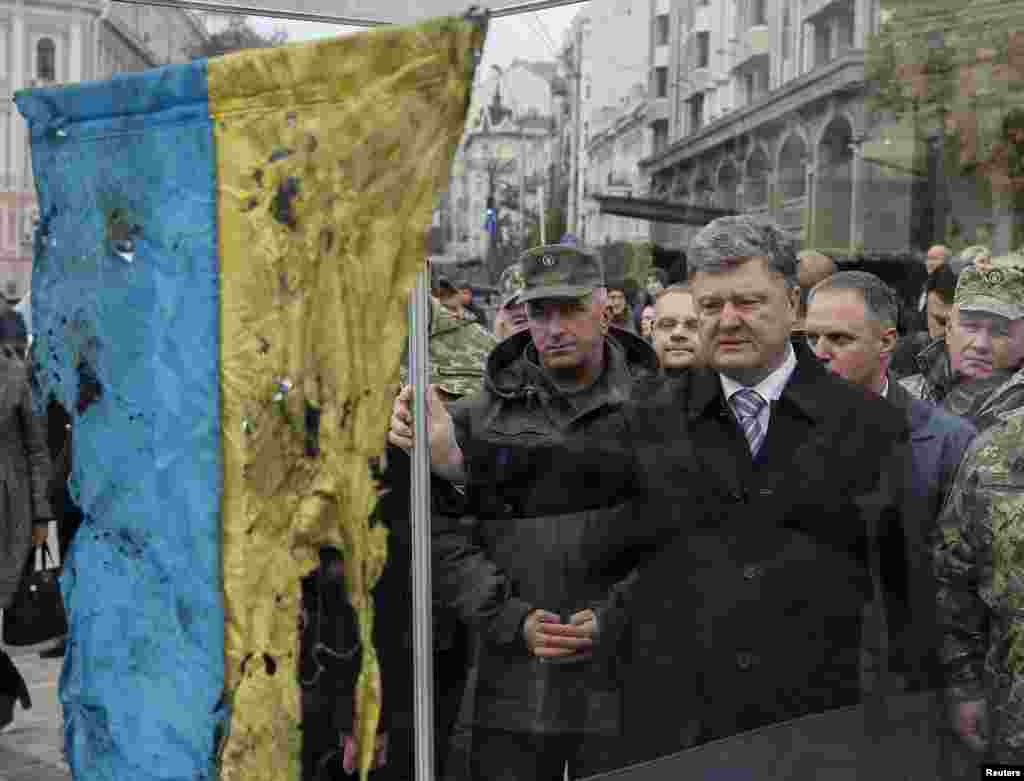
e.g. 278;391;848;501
933;435;994;704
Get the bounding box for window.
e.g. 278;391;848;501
652;119;669;155
655;14;670;46
752;0;767;26
782;4;792;61
689;93;705;133
36;38;56;82
839;12;855;52
745;72;756;104
696;32;710;68
815;21;831;66
655;66;669;98
585;80;591;100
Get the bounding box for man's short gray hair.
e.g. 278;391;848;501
807;270;899;329
688;216;799;287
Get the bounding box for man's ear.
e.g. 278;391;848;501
879;326;898;357
787;284;802;316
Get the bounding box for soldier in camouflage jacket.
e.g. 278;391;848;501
933;408;1024;762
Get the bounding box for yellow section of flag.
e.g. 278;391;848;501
207;18;483;780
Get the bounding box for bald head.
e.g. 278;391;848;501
797;251;837;290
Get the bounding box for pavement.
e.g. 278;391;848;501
0;640;69;781
0;523;71;781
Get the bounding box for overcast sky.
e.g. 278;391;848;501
245;2;586;78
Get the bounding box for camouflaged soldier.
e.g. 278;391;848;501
493;262;528;341
400;295;497;402
933;406;1024;763
902;255;1024;412
939;256;1024;429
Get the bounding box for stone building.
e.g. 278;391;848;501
447;60;563;265
630;0;904;254
563;0;652;239
0;0;206;298
581;83;653;245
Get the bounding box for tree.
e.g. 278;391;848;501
524;206;566;249
187;17;288;59
865;0;1024;252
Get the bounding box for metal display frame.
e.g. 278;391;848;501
109;0;586;26
101;4;578;779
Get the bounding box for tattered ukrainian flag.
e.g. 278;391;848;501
14;18;482;781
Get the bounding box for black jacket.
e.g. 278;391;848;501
435;326;659;735
586;344;912;765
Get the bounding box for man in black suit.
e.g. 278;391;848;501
590;216;912;772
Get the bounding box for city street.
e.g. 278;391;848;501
0;640;69;781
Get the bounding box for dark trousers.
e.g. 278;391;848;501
470;728;620;781
0;648;27;699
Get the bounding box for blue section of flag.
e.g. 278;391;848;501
15;62;226;781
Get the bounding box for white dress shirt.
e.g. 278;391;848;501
719;343;798;435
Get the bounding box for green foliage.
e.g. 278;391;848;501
598;241;654;286
524;207;567;249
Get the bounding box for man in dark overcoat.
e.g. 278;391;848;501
588;216;913;771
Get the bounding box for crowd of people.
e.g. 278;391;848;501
3;214;1024;779
369;216;1024;780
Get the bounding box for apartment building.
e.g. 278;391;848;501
0;0;206;298
639;0;894;252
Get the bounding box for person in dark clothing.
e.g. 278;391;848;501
390;243;660;780
584;217;913;773
606;280;636;334
36;398;83;659
457;283;489;330
0;321;52;731
891;266;957;380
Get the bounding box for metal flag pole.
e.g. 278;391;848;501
408;269;435;781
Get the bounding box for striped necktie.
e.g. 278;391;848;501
731;388;767;457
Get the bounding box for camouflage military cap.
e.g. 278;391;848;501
518;244;604;304
498;263;526;309
955;255;1024;320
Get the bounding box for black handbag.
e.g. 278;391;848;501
3;544;68;646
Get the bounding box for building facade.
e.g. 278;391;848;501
640;0;904;253
447;61;563;265
581;83;653;245
0;0;206;298
562;0;652;240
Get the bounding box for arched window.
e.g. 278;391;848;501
745;148;770;207
37;38;56;82
778;134;808;199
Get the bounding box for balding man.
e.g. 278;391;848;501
794;250;837;333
